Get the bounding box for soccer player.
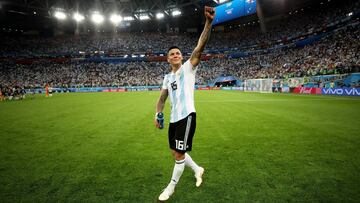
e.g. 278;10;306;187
154;6;215;201
45;84;49;97
0;87;4;101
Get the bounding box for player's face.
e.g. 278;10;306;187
167;48;183;66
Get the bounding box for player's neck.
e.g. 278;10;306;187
171;64;181;73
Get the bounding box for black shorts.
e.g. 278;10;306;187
168;112;196;154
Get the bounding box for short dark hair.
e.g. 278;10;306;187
167;46;181;53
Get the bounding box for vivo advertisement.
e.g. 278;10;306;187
322;88;360;96
213;0;257;26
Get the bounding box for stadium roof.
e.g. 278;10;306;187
0;0;217;33
1;0;209;15
0;0;337;34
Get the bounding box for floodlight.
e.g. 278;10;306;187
139;14;150;20
73;13;84;22
124;16;134;21
110;14;123;24
213;0;228;4
156;13;164;19
171;10;181;16
54;11;67;20
92;13;104;24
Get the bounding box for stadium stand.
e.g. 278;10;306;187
0;0;359;94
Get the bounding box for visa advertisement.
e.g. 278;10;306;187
213;0;257;26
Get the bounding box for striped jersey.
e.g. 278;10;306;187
162;60;197;123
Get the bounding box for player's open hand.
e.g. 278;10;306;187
204;6;215;22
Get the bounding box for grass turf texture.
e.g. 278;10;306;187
0;91;359;202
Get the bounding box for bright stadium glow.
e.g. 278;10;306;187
124;16;134;21
91;13;104;24
156;13;164;19
213;0;229;4
110;14;123;24
139;14;150;20
54;11;67;20
171;10;181;16
73;13;84;22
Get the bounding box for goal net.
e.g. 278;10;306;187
244;79;273;93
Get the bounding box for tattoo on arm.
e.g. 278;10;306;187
191;23;212;66
197;25;212;53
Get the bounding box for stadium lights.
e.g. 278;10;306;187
213;0;228;4
139;14;150;20
171;10;181;17
110;14;123;24
73;13;84;22
54;11;67;20
156;13;164;19
91;13;104;24
124;16;134;21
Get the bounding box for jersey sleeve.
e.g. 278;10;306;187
162;74;168;89
183;59;197;75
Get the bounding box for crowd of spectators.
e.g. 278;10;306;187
0;32;197;56
0;0;358;56
209;0;360;51
0;61;169;87
1;23;358;89
0;0;359;92
199;25;360;82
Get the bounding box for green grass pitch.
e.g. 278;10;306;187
0;91;359;202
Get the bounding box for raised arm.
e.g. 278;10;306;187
154;89;168;128
190;6;215;68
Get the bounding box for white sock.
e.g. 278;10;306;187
185;153;200;172
168;159;185;188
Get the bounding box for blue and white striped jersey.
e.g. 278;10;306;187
162;60;197;123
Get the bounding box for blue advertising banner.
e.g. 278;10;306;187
245;0;257;15
213;0;257;26
322;88;360;96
